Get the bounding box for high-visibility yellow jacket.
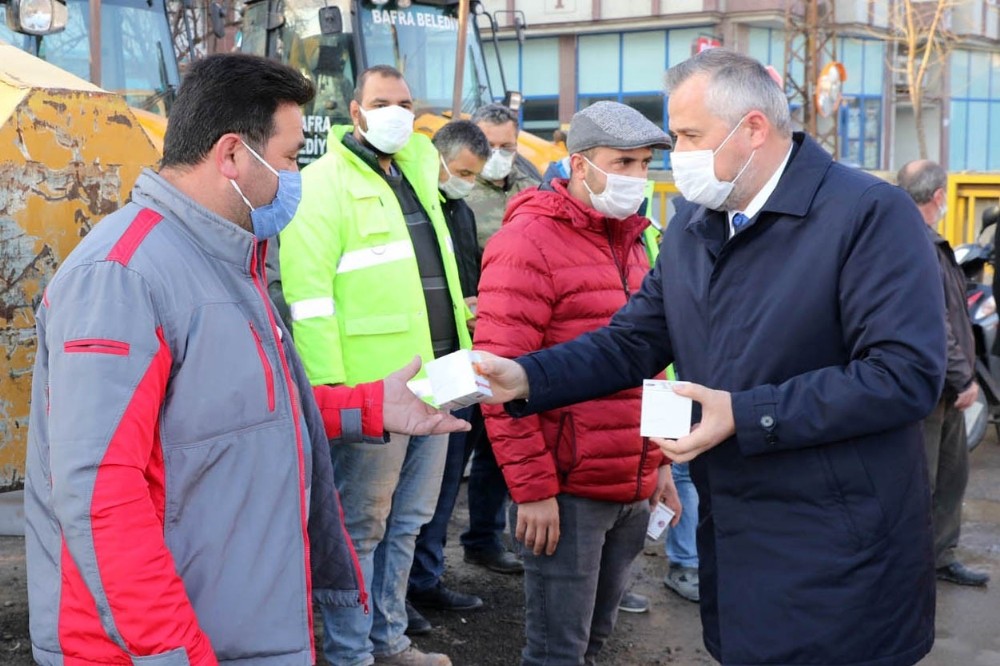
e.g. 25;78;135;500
279;126;471;386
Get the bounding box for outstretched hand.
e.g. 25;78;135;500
652;382;735;463
473;350;530;404
382;357;471;435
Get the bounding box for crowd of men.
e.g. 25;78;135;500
22;47;989;666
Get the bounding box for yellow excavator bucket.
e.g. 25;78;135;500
0;44;160;491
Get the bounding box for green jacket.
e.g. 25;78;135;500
280;126;472;386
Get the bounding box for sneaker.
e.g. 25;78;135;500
618;591;650;613
936;561;990;587
374;646;451;665
463;548;524;574
663;565;700;602
405;600;432;636
408;583;483;611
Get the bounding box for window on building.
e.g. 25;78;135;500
950;48;1000;170
575;28;712;167
485;37;560;139
837;37;883;169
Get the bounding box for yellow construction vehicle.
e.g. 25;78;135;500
0;43;161;492
238;0;565;172
1;0;180;149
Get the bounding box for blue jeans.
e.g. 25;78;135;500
409;407;474;592
666;462;699;568
460;405;510;554
513;495;649;666
320;432;447;665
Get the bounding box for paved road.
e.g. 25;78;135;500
921;430;1000;665
1;432;998;665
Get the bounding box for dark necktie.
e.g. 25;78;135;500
732;212;750;233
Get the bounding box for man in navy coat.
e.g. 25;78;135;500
477;49;945;666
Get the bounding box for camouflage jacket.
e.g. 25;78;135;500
466;155;540;253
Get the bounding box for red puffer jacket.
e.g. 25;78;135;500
475;179;664;504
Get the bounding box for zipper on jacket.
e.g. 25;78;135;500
605;228;631;299
632;438;651;503
248;322;276;412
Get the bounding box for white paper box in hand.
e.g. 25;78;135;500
646;502;676;540
640;380;693;439
424;349;493;410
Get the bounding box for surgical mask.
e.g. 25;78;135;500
939;204;948;221
359;104;414;154
229;140;301;239
480;148;515;181
439;156;476;200
581;156;647;220
670;117;755;210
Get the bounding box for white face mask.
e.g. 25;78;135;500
480;148;515;181
582;156;647;220
439;155;476;199
358;105;414;154
670;116;755;210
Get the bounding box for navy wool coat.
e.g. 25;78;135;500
510;133;945;666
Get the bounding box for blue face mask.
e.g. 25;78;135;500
229;140;302;239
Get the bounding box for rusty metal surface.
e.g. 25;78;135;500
1;48;160;492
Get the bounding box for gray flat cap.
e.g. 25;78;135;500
567;101;672;153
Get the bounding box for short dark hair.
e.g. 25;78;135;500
161;53;314;168
897;160;947;205
433;120;490;162
470;103;518;129
354;65;406;102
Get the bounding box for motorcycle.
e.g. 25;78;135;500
953;210;1000;451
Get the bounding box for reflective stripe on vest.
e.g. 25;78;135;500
336;240;415;274
290;297;336;322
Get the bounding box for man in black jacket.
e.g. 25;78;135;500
407;120;491;633
898;159;989;587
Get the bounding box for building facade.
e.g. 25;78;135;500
478;0;1000;172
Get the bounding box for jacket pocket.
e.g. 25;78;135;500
552;411;579;480
344;313;410;337
249;323;276;412
816;442;887;551
63;338;130;356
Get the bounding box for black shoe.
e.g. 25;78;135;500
463;548;524;574
405;601;432;636
936;562;990;587
408;583;484;611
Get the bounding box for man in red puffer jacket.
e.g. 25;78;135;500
474;101;681;665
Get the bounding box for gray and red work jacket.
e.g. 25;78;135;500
25;170;377;665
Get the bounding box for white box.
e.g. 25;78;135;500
640;380;692;439
424;349;493;410
646;502;676;540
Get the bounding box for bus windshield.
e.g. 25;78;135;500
358;3;493;114
3;0;180;115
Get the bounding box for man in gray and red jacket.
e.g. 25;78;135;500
24;54;467;666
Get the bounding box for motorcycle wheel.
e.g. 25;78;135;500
965;388;989;452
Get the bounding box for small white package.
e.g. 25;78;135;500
424;349;493;410
646;502;676;540
640;380;692;439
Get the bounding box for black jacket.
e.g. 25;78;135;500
510;133;943;666
928;227;975;398
442;194;481;297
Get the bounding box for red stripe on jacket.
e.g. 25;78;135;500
106;209;163;266
58;327;216;664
